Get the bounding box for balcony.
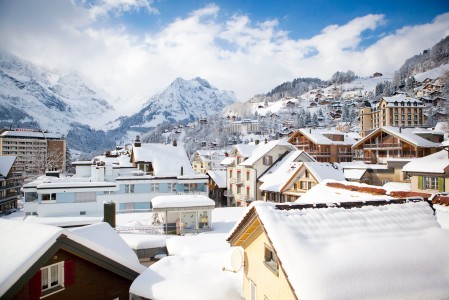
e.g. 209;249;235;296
364;143;401;149
240;194;254;202
230;178;243;185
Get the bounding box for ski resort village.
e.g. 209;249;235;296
2;1;449;300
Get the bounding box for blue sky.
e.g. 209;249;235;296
108;0;449;43
1;0;449;113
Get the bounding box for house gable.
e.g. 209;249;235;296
4;234;141;299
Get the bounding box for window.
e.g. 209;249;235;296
42;193;56;202
170;183;177;192
424;176;438;190
263;155;273;166
300;181;308;190
75;192;96;203
124;184;134;193
250;280;257;300
151;183;159;192
308;182;314;189
41;262;64;293
246;172;250;181
264;244;278;274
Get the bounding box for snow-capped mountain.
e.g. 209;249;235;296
111;77;236;131
0;52;117;134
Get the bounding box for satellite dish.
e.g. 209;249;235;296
223;247;244;273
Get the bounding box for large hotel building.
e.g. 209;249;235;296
0;129;66;177
360;95;425;136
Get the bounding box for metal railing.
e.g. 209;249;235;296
115;225;164;235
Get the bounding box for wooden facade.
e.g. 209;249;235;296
287;129;353;163
5;235;140;300
352;127;441;164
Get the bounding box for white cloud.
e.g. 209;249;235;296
87;0;159;18
0;1;448;115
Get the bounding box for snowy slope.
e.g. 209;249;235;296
0;52;117;133
111;77;236;131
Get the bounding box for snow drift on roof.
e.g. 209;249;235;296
240;139;294;166
237;200;449;299
0;156;15;177
304;162;345;182
207;170;227;188
233;144;257;158
402;150;449;173
151;195;215;209
132;143;194;177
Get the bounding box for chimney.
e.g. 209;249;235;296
399;127;402;133
103;202;116;228
134;135;141;147
173;139;177;147
181;166;184;176
255;140;259;145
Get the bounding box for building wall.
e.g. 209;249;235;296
410;175;449;193
14;248;133;300
241;226;296;300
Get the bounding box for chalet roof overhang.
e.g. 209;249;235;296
352;128;422;149
2;234;140;299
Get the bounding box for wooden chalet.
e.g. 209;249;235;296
352;126;442;164
0;221;144;300
287;128;356;163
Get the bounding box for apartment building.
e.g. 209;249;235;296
359;95;425;136
0;129;66;177
226;119;260;134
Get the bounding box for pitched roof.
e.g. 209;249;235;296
353;126;442;148
233;144;257;158
295;128;356;145
132;143;194;177
229;200;449;299
0;220;144;297
240;139;294;166
259;151;305;192
402;150;449;173
0;156;16;177
304;162;345;182
207;170;227;188
382;94;424;106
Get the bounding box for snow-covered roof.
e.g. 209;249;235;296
298;180;393;204
353;126;442;148
151;195;215;209
130;248;241;300
0;156;15;177
220;156;235;166
382;94;424;106
402;150;449;173
304;162;345;182
233;144;257;158
132;143;194;177
259;151;306;192
0;130;62;139
240;139;294;166
207;170;227;188
343;168;367;180
383;182;411;193
297;128;356;145
230;200;449;299
0;220;144;297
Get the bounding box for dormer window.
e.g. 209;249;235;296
263;155;273;166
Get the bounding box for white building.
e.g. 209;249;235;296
23;138;209;217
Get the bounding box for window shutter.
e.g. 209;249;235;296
417;176;423;190
438;177;445;192
64;260;75;286
29;270;42;300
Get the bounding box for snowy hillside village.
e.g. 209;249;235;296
2;40;449;298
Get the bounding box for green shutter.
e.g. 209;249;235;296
417;176;423;190
438;177;445;192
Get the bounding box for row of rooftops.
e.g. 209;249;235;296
0;129;63;140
